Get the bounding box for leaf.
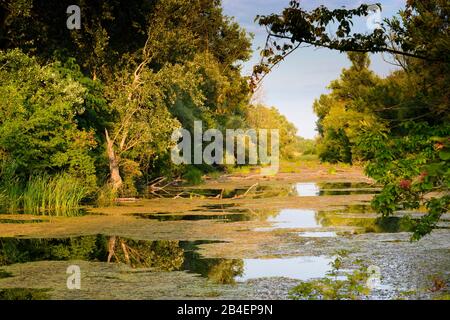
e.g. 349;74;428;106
438;151;450;161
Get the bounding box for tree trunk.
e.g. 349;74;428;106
105;129;123;191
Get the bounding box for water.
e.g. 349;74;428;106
254;208;414;234
298;232;337;238
1;177;448;300
133;213;251;222
0;235;217;270
0;235;334;285
318;212;415;233
145;182;379;200
0;208;87;217
295;183;321;196
132;206;413;235
295;182;380;196
235;256;333;282
265;209;321;229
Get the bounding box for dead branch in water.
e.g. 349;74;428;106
235;183;258;199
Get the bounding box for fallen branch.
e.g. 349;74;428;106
235;183;258;199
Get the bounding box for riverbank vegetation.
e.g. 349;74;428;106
0;0;306;213
255;0;449;239
0;0;447;240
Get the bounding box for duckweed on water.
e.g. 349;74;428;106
0;288;51;300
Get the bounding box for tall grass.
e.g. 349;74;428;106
0;178;23;213
22;174;88;215
0;173;88;216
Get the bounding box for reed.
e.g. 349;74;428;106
22;174;88;216
0;178;23;213
0;173;88;216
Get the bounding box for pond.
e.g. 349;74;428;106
0;235;333;286
130;204;417;236
235;256;332;282
0;178;448;300
144;182;380;199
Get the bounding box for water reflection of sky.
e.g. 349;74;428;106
295;183;320;196
298;231;337;238
235;256;332;282
266;209;321;229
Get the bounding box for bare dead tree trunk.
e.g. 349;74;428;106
105;129;123;191
107;236;117;263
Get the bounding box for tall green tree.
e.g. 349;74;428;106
314;53;381;164
0;0;253;192
256;0;449;238
0;49;98;188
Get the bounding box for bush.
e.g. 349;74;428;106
182;167;204;185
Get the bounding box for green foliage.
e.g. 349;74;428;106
0;0;259;203
295;137;316;156
95;184;117;207
0;235;184;272
183;167;204;185
0;49;98;190
265;0;450;238
246;104;300;160
313;53;382;164
22;174;88;215
359;124;450;240
0;288;51;300
0;269;13;279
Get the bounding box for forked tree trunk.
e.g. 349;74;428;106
105;129;123;191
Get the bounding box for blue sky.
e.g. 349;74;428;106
222;0;406;138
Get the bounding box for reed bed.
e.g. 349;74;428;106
0;173;88;216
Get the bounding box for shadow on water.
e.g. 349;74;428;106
265;209;321;229
198;204;239;210
131;205;279;223
0;235;216;272
256;207;415;234
1;208;88;217
0;269;13;279
132;213;252;222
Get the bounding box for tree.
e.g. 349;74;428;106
100;0;252;191
0;0;253;193
252;0;449;89
246;104;299;160
256;0;449;238
313;53;381;163
0;49;98;188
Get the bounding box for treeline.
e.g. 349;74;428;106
0;0;302;212
303;2;449;238
251;0;449;238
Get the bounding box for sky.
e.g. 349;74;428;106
222;0;406;139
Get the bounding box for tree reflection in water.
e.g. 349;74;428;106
0;235;243;283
